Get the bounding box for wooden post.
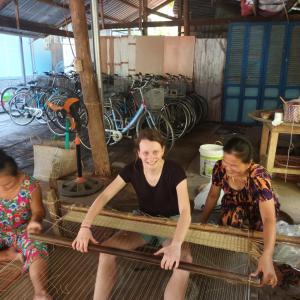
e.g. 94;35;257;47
142;0;148;36
178;0;182;36
69;0;111;177
183;0;190;36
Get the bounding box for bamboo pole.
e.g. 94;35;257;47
30;233;260;287
69;0;111;176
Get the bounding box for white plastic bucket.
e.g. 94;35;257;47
199;144;223;177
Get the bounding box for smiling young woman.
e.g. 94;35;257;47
200;136;280;289
72;129;192;300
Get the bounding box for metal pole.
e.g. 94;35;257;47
91;0;104;109
29;38;37;79
19;36;26;84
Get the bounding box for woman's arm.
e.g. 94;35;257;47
172;179;191;245
251;199;277;287
155;179;191;269
200;184;221;223
81;175;127;227
260;199;277;257
27;184;45;234
72;175;126;252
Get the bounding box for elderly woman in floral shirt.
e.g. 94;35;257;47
201;136;280;288
0;149;51;300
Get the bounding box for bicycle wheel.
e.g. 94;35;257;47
44;95;66;136
35;92;50;125
103;112;114;145
1;87;17;113
136;111;175;152
161;102;189;139
79;112;113;149
9;91;36;126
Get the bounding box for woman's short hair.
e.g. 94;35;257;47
135;129;166;150
0;149;18;177
223;135;253;163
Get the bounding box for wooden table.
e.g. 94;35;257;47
249;110;300;175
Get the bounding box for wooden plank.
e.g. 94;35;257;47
194;38;226;121
135;36;165;74
163;36;195;77
183;0;190;35
114;37;122;75
265;131;279;172
128;35;136;75
259;124;270;160
271;167;300;175
100;36;108;74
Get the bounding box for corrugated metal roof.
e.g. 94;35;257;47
0;0;170;25
0;0;173;36
1;0;67;26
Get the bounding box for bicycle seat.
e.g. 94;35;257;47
27;80;37;85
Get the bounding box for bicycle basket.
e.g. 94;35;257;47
113;76;130;94
144;87;165;110
53;77;76;91
169;79;187;97
36;75;53;88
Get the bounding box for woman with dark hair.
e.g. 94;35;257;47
0;149;51;300
200;136;280;288
72;129;191;300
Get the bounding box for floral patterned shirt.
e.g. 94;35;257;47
0;174;37;233
212;160;280;231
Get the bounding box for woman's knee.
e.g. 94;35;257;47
99;253;116;267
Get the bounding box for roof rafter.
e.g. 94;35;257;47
0;15;74;37
129;0;176;23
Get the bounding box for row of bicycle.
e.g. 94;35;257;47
0;73;208;152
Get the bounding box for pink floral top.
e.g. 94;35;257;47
0;174;37;233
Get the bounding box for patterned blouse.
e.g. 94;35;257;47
212;160;280;231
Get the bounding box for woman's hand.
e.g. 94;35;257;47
72;227;99;253
154;242;181;270
251;253;277;288
26;221;42;234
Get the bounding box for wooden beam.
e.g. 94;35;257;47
183;0;190;35
102;14;300;29
99;0;105;28
31;233;260;287
147;8;178;20
130;0;175;24
178;0;182;36
0;15;74;37
142;0;148;35
69;0;110;176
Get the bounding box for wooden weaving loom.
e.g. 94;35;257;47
1;190;300;300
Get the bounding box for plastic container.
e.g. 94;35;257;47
199;144;223;177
